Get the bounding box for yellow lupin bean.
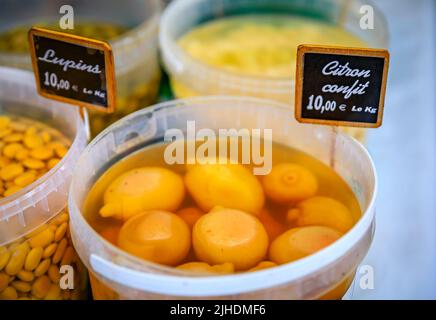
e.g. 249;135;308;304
22;158;45;170
0;286;18;299
47;158;60;169
42;243;57;259
0;163;24;180
9;122;27;132
45;283;61;300
0;272;9;291
60;246;75;266
25;126;37;136
41;132;51;143
3;143;23;158
4;185;22;197
11;280;31;292
14;171;36;187
50;212;68;226
54;223;68;242
31;275;51;299
14;148;29;161
28;228;54;248
0;247;11;271
33;259;51;277
0;156;11;168
0;116;11;128
25;225;48;239
16;270;34;282
48;265;60;283
0;129;12;139
30;147;53;160
3;133;24;143
24;247;43;271
52;238;67;264
54;145;68;158
5;243;29;275
7;242;20;251
23;134;43;149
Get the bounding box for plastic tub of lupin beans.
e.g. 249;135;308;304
159;0;389;143
0;0;162;137
68;96;377;300
0;67;88;300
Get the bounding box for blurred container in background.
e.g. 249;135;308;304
0;0;163;136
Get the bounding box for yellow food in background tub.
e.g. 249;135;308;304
178;15;366;79
192;207;269;271
172;15;369;143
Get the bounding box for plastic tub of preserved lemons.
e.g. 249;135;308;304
69;96;377;300
0;0;162;136
0;67;88;300
160;0;388;142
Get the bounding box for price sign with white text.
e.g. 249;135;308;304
295;45;389;128
29;27;116;113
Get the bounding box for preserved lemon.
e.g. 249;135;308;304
248;261;277;272
287;196;354;233
261;163;318;204
193;207;268;270
269;226;342;264
117;210;191;266
176;207;204;229
257;208;286;241
100;167;185;221
185;163;264;215
99;225;121;246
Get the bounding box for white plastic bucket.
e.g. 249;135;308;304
69;96;377;299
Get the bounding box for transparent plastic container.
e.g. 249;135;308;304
0;0;162;136
69;96;377;300
159;0;389;142
0;67;88;300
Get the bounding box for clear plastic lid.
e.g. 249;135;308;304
0;66;87;245
69;96;377;299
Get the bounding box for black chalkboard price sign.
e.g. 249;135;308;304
295;45;389;128
28;27;116;113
